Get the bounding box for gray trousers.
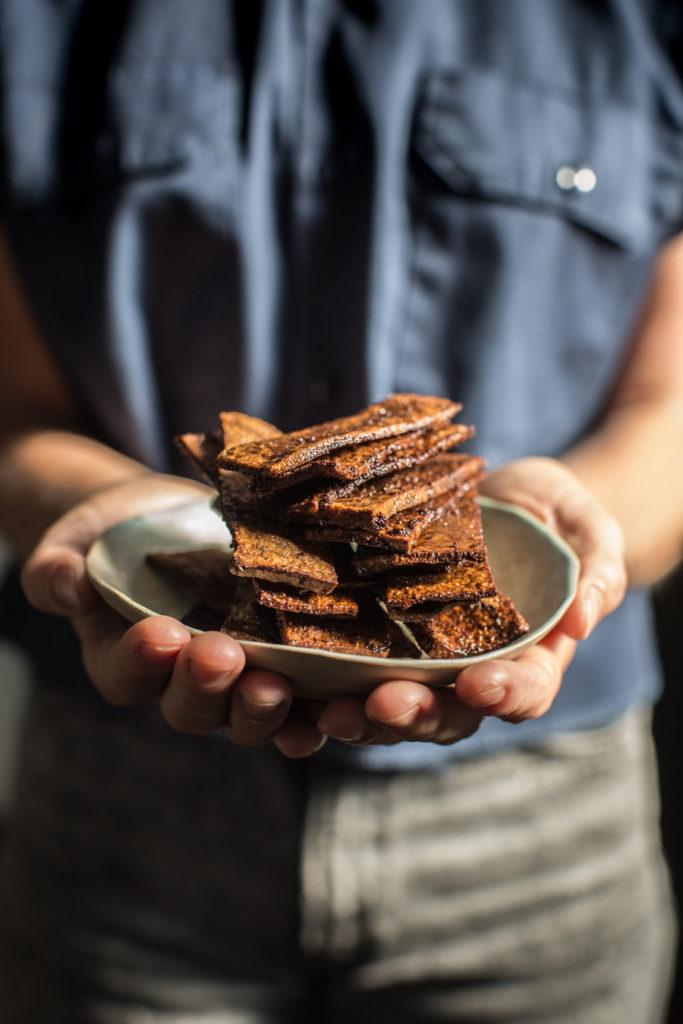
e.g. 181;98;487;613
0;686;676;1024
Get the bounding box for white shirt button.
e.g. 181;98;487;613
555;165;597;193
574;166;597;192
555;165;577;190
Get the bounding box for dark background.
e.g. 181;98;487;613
653;564;683;1023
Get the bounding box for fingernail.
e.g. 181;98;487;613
327;723;370;744
467;685;506;709
583;585;603;636
186;659;235;694
381;702;420;728
139;641;181;662
239;692;288;718
50;565;80;613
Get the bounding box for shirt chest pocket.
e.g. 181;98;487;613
395;67;683;459
105;64;241;185
3;63;243;210
410;67;683;253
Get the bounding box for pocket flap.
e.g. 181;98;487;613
109;63;241;177
413;68;683;251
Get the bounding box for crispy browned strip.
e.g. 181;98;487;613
277;610;391;657
352;490;486;573
175;411;281;484
176;414;281;486
301;487;463;550
316;421;473;478
253;580;359;617
252;422;474;491
217;469;264;520
390;600;469;622
220;602;280;643
411;593;529;657
383;562;497;620
371;475;484;550
219;411;281;450
218;473;338;593
217;469;322;529
174;430;223;484
288;454;484;530
216;394;461;480
228;522;338;593
147;552;273;639
146;548;235;615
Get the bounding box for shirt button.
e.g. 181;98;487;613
555;165;597;192
555;165;577;190
309;378;332;404
574;166;597;192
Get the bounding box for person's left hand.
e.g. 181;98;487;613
314;457;627;748
19;471;328;758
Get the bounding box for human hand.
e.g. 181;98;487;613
20;472;326;757
315;457;626;747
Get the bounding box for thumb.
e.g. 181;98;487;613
21;546;101;618
20;505;105;617
19;473;212;618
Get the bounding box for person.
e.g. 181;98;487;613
0;1;682;1020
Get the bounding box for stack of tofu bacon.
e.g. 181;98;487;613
162;394;529;659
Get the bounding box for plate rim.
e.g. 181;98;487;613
86;495;580;670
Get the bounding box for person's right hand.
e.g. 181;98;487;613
20;472;327;757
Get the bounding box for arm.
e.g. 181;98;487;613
0;231;149;555
563;231;683;585
317;233;683;746
0;231;325;757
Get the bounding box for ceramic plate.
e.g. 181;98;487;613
86;497;579;698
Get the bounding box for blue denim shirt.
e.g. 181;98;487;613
2;0;683;768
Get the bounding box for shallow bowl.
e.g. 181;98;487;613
86;497;579;698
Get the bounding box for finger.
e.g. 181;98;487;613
73;612;192;706
551;489;626;640
316;696;402;746
455;629;576;722
160;630;248;735
363;681;482;745
271;713;328;759
223;668;294;746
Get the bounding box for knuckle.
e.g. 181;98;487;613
91;660;165;709
19;555;50;612
601;560;628;610
223;727;272;747
18;557;35;596
435;716;481;744
461;715;482;739
160;709;189;733
234;715;283;743
516;694;554;721
160;704;215;735
96;680;141;708
601;520;628;593
506;659;558;722
234;690;289;730
605;515;625;553
238;715;277;735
